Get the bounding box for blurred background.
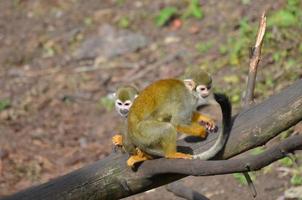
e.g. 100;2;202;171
0;0;301;199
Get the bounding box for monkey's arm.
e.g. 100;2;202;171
176;122;207;138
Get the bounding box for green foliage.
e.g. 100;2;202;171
0;99;10;111
227;18;254;65
99;96;115;112
118;17;130;28
268;0;301;28
182;0;203;19
233;172;256;185
279;157;294;167
155;7;177;27
223;75;240;84
268;10;299;28
155;0;203;27
291;174;302;186
195;41;213;53
219;45;228;55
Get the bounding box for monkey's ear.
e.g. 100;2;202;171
183;79;196;91
134;94;138;99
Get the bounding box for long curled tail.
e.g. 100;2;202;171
193;93;232;159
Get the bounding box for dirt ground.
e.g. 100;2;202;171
0;0;301;199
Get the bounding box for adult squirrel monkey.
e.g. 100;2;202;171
126;77;217;167
111;82;215;147
112;85;138;154
112;70;231;167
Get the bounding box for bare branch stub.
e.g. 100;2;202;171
243;11;267;106
241;11;267;197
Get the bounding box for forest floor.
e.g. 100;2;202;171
0;0;301;199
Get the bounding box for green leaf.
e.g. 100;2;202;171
268;10;299;28
0;99;10;111
118;17;130;28
183;0;203;19
291;174;302;186
155;7;177;27
279;157;294;167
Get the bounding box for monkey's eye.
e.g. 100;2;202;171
197;85;207;91
124;102;131;106
116;101;123;106
207;85;211;90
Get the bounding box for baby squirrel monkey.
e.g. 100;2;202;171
183;67;232;159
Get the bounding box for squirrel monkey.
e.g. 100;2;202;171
112;82;215;147
183;67;232;159
112;70;231;167
112;85;138;154
126;78;217;167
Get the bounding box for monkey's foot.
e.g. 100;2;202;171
112;134;123;146
166;152;192;159
127;149;152;167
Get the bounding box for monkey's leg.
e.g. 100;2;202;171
112;134;123;146
176;122;207;138
134;121;192;159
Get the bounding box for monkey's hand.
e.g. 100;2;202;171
112;134;123;146
192;112;217;132
200;120;218;132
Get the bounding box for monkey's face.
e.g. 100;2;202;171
115;99;132;118
196;84;211;98
184;79;211;99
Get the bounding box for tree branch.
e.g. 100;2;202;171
138;135;302;176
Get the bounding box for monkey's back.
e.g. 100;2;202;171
128;79;194;133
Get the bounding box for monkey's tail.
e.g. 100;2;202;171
192;93;232;159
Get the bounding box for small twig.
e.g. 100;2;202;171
243;170;257;198
138;135;302;177
166;182;209;200
243;11;267;106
